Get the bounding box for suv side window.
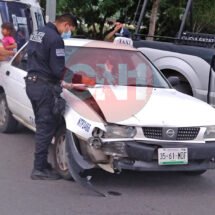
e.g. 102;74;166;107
12;46;28;71
35;12;44;29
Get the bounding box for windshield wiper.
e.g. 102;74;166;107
127;84;166;88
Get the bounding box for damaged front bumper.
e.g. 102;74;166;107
66;130;215;196
99;140;215;172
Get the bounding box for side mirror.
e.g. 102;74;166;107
168;76;180;87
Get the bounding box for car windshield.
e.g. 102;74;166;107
64;46;169;88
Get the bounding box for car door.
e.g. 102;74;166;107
3;45;35;129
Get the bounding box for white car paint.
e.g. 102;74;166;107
1;38;215;144
87;86;215;127
2;38;215;173
62;90;105;140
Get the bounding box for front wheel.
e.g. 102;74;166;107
53;129;73;180
53;129;95;181
0;93;18;133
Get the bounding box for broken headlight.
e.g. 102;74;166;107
103;125;137;138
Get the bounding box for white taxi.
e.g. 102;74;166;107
0;38;215;180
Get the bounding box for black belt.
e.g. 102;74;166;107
25;74;59;85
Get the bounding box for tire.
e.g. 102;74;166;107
184;170;207;176
174;82;193;96
0;93;18;133
53;129;73;180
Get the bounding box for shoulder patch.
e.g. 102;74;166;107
56;48;65;57
30;32;45;43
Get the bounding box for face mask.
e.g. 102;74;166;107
61;31;72;39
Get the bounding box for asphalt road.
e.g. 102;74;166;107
0;128;215;215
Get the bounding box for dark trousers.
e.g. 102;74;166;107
25;80;58;170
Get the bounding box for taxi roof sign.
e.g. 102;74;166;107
113;37;133;47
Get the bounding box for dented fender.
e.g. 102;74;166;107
62;90;106;140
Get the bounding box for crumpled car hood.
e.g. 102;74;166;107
87;86;215;127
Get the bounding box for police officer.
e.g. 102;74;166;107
25;14;77;180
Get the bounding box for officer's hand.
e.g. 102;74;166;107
72;83;87;90
61;81;73;89
61;81;87;90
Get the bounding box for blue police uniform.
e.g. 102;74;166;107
25;22;65;171
27;22;65;80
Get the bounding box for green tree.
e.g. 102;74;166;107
157;0;185;38
57;0;133;39
147;0;161;40
157;0;215;37
39;0;46;10
41;0;215;39
192;0;215;33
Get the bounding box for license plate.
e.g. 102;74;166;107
158;148;188;165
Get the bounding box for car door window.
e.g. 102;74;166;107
12;47;28;71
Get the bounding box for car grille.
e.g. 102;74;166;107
176;127;200;140
143;127;200;141
143;127;163;139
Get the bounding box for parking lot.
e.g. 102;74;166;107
0;127;214;215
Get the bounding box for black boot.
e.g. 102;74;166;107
31;168;61;180
44;162;53;170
